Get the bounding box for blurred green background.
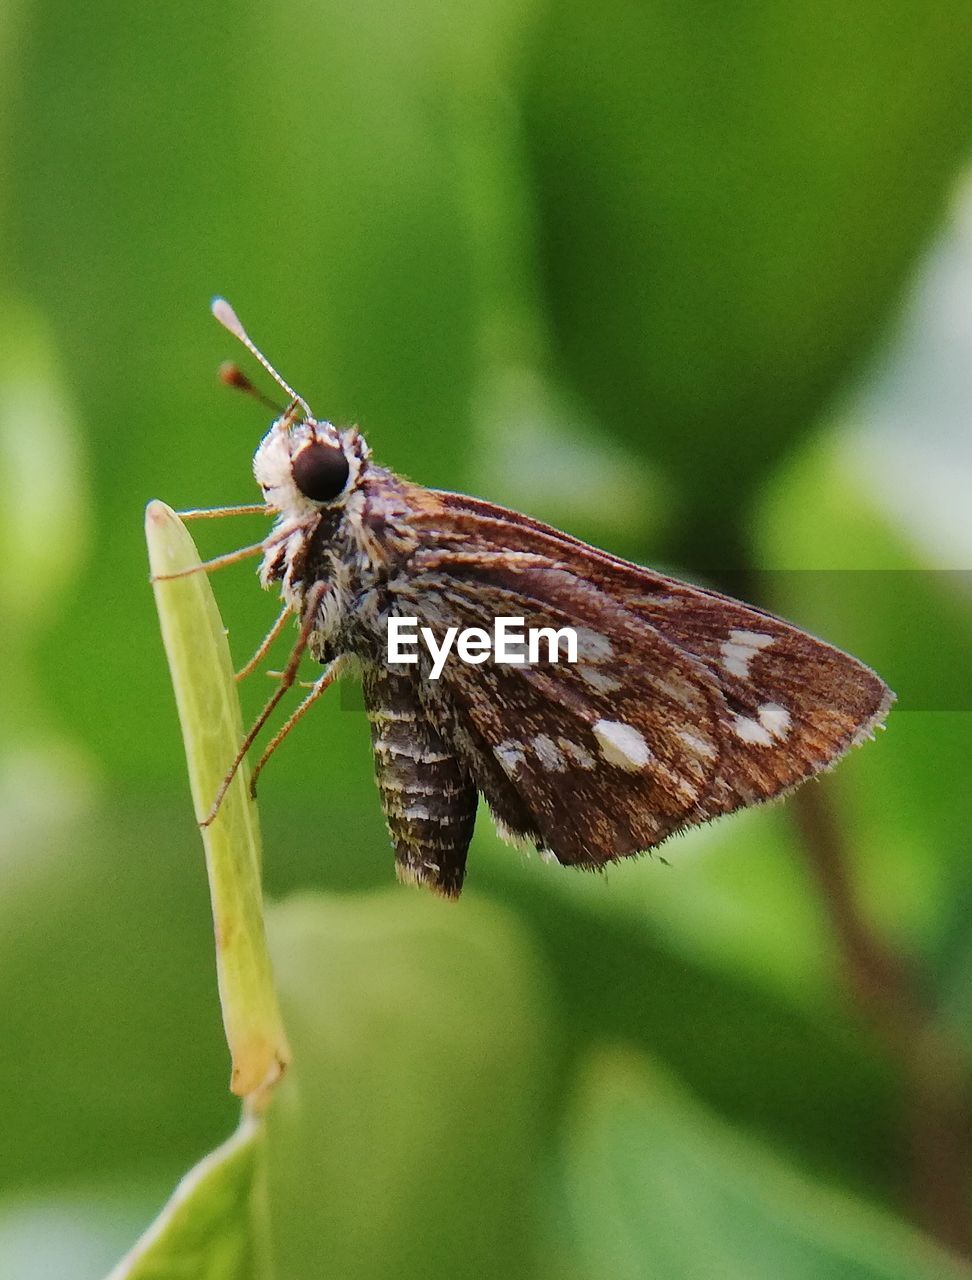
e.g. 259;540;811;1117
2;0;972;1277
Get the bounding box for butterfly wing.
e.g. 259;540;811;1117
388;488;892;868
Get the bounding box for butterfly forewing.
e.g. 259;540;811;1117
392;488;892;867
622;583;893;812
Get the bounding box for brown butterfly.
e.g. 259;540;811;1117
163;299;893;899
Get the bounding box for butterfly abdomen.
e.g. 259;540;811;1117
362;665;478;898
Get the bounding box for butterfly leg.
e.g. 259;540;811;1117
363;666;478;898
200;580;327;827
235;603;293;681
151;537;267;582
247;658;342;797
151;515;314;583
176;503;270;519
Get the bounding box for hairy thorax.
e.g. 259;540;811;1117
261;462;423;667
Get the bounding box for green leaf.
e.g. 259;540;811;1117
564;1050;971;1280
146;501;289;1100
524;0;972;561
473;844;899;1203
754;435;972;952
107;889;552;1280
105;1117;265;1280
0;299;89;746
0;299;87;631
263;891;552;1280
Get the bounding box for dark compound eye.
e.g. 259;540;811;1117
291;441;350;502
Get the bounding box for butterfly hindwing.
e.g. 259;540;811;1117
416;575;722;865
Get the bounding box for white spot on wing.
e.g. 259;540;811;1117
579;664;623;694
532;734;567;771
575;628;614;661
757;701;791;740
495;740;526;775
593;719;651;771
732;715;773;747
720;629;775;680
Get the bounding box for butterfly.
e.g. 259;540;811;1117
164;299;894;899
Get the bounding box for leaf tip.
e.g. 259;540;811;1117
145;498;175;530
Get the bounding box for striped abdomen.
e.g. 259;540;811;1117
363;666;478;898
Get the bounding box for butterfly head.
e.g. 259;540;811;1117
210;297;371;517
253;413;370;516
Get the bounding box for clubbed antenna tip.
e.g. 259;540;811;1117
209;296;312;419
211;296;245;340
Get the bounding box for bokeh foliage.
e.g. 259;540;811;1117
1;0;972;1276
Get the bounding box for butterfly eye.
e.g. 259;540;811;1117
291;441;350;502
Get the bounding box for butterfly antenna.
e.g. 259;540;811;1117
211;297;312;420
219;362;287;414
